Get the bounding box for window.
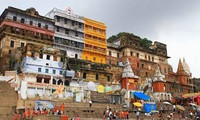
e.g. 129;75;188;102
65;29;69;34
146;72;148;77
60;71;63;75
60;57;63;62
117;53;119;58
148;56;151;61
83;72;86;79
64;19;68;24
36;77;42;83
130;51;133;56
45;25;48;29
109;60;111;64
96;74;99;80
75;32;78;37
79;23;82;28
123;52;125;56
45;69;49;73
53;79;56;85
53;70;56;74
56;27;60;32
57;16;60;22
44;78;50;84
46;55;50;60
46;63;49;66
145;55;147;59
107;76;111;82
109;51;112;56
72;21;75;26
21;42;25;47
38;23;41;28
31;52;34;57
85;56;88;60
29;20;33;25
93;57;96;61
75;54;78;58
10;41;14;47
13;16;17;21
141;64;144;68
39;54;43;59
136;53;139;57
38;68;42;72
21;18;25;23
152;57;154;62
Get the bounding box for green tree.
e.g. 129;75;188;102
140;38;152;48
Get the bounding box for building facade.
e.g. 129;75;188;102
0;6;54;74
46;8;84;59
82;18;107;64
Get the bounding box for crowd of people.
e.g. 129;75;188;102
13;103;66;120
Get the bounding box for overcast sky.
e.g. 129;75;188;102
1;0;200;78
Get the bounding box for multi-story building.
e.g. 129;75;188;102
107;33;170;83
46;8;107;64
18;43;76;99
107;32;194;102
0;6;54;74
82;18;107;64
46;8;84;59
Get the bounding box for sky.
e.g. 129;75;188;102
1;0;200;78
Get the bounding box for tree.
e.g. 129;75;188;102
140;38;152;49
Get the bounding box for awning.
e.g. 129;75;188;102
133;92;150;101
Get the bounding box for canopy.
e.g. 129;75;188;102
97;85;104;93
163;101;172;105
133;92;150;101
133;102;143;107
176;105;185;111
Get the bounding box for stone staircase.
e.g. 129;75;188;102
0;81;18;120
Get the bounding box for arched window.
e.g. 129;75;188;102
64;80;69;86
58;79;63;85
53;79;56;85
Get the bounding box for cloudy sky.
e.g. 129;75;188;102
1;0;200;78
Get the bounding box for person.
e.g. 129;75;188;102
13;112;19;120
136;108;140;120
75;115;80;120
189;110;193;119
173;104;176;112
31;108;35;118
54;105;58;115
89;100;92;108
60;103;65;114
27;108;31;118
22;111;26;120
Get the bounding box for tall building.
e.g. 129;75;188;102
82;18;107;64
0;6;54;74
46;8;107;63
46;8;84;59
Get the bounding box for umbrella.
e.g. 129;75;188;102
176;105;185;111
133;102;143;107
189;103;198;107
163;101;172;105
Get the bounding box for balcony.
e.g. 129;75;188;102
0;25;54;44
55;22;84;33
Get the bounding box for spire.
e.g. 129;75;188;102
177;58;184;72
122;58;138;78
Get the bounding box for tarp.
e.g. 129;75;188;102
133;92;150;101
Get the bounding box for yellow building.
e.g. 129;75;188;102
82;18;107;64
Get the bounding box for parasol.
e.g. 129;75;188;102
133;102;143;107
176;105;185;111
189;103;198;107
163;101;172;105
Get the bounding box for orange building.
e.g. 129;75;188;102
82;18;107;64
